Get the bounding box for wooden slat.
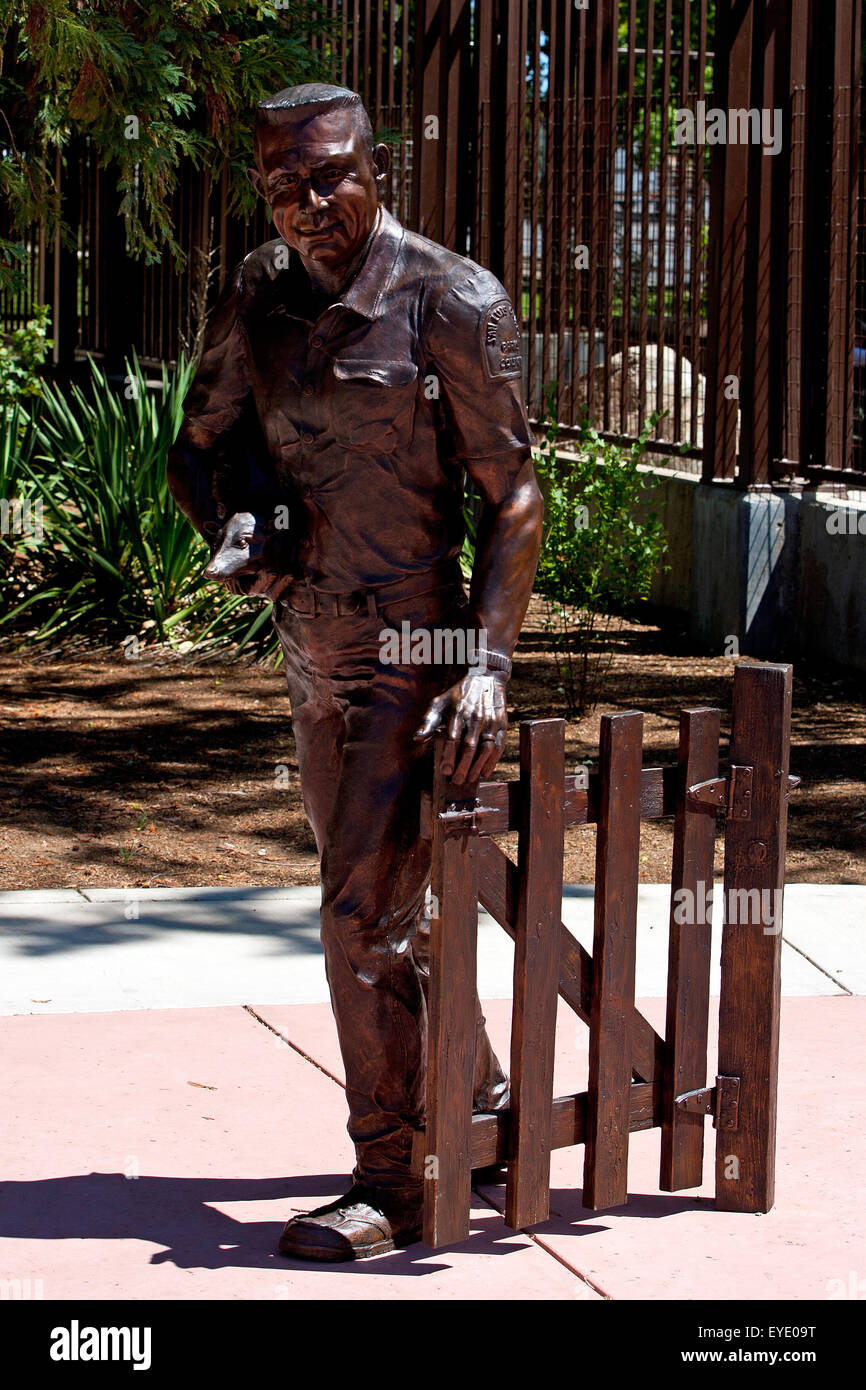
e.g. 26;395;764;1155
715;663;792;1213
660;707;720;1191
476;837;666;1084
505;720;564;1230
422;749;480;1249
583;712;644;1210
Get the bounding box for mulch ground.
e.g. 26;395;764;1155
0;596;864;890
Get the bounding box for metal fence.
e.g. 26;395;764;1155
2;0;864;488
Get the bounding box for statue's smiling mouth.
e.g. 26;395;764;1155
300;222;340;238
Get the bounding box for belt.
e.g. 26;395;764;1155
281;558;464;619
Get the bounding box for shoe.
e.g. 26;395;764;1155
278;1183;423;1262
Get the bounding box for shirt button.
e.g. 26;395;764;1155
302;485;312;498
311;335;323;348
301;431;314;444
302;384;314;396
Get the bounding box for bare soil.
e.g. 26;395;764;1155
0;597;864;890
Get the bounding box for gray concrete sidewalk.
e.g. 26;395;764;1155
0;882;860;1015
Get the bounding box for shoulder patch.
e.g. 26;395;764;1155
482;298;523;380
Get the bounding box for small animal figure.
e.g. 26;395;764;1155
204;511;267;582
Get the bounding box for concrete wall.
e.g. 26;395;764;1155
634;466;866;672
540;450;866;671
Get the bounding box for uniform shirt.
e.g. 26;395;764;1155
176;204;532;592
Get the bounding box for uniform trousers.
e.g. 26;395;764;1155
273;579;509;1196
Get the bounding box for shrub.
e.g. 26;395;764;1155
532;384;670;716
0;306;53;413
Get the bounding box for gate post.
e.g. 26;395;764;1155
715;662;793;1212
422;742;480;1249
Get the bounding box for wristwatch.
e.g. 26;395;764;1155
468;649;513;680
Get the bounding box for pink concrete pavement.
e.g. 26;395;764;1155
1;995;863;1300
0;1004;594;1301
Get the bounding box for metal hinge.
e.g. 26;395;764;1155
674;1075;740;1130
687;765;754;818
687;766;801;819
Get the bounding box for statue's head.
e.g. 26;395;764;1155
248;83;390;276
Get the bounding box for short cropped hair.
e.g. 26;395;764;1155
255;82;374;155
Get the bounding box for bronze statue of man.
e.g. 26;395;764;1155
167;82;543;1261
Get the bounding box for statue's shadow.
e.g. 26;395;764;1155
0;1172;528;1276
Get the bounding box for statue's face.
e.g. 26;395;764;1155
251;107;388;274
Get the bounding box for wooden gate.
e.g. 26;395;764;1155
412;661;798;1248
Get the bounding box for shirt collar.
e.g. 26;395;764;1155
280;205;404;322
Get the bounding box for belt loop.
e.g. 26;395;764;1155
366;592;378;620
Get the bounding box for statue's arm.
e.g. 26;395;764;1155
166;260;254;544
414;272;544;782
463;449;543;669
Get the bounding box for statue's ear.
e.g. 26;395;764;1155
372;142;391;192
247;165;266;199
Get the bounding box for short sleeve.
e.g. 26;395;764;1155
177;260;253;452
424;270;533;462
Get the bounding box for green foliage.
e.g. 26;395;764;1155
0;0;335;289
618;2;716;105
0;305;54;408
0;352;280;662
532;383;669;717
461;477;482;581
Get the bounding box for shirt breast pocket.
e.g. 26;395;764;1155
331;358;418;453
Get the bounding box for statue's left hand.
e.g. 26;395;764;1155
414;671;508;784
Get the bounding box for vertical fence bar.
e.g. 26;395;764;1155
584;711;644;1211
655;0;673;439
704;0;753;481
660;706;720;1192
412;0;443;243
636;0;655;435
739;0;782;487
673;0;690;443
785;0;809;474
690;0;709;448
825;0;859;475
715;662;793;1213
505;720;565;1231
619;0;638;436
423;744;480;1249
526;0;542;415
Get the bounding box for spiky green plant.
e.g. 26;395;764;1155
0;353;281;661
